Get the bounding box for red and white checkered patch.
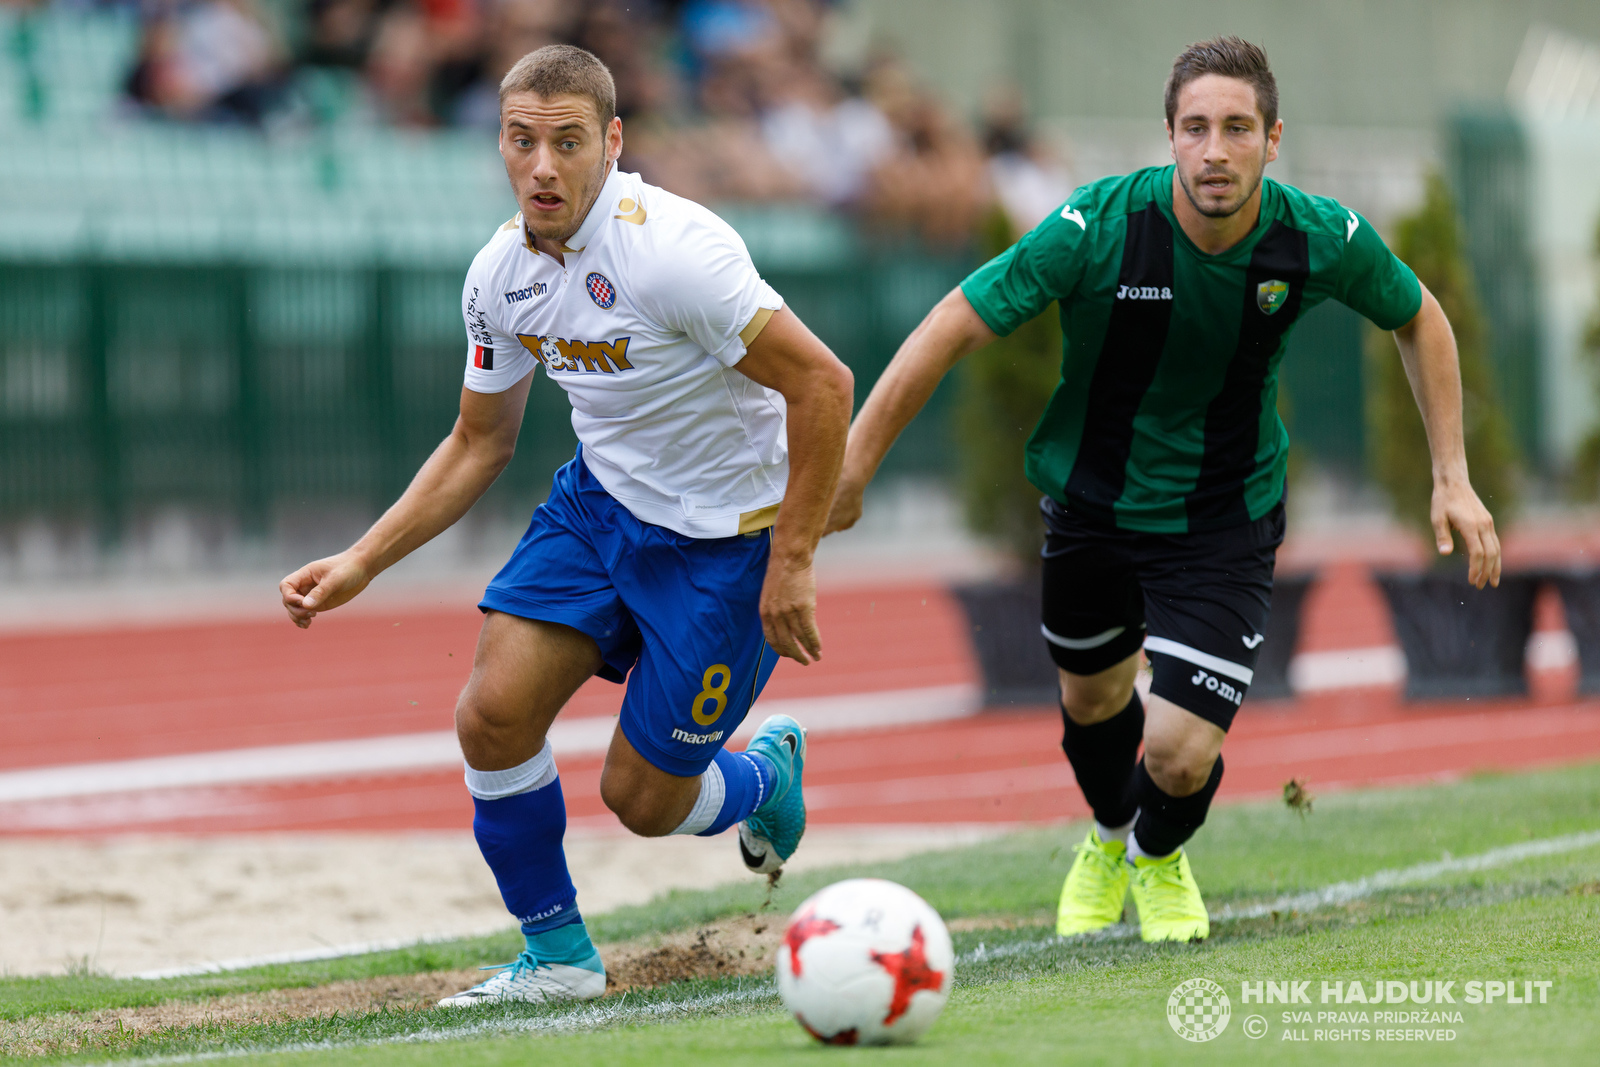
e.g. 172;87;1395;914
585;272;616;309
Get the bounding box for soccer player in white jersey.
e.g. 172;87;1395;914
278;45;853;1006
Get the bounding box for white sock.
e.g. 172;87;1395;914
463;740;558;800
1095;818;1134;847
1126;828;1177;864
668;760;726;836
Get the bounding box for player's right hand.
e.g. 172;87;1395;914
822;479;864;535
280;553;371;629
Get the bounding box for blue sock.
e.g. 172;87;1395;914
671;748;775;837
466;745;582;939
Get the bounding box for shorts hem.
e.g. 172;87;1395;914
1043;625;1146;677
478;589;631;683
619;715;723;778
1149;665;1242;732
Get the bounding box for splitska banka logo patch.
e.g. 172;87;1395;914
517;334;635;374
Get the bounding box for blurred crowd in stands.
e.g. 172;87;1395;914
99;0;1072;239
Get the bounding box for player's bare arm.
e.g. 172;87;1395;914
1392;284;1501;589
735;307;854;664
278;376;534;627
824;289;995;535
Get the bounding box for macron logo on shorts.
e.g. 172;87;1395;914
672;728;725;745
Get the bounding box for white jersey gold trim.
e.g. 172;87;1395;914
462;167;787;539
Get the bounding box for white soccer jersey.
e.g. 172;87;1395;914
461;166;787;538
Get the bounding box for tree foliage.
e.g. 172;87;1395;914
956;207;1062;567
1366;173;1518;546
1571;215;1600;497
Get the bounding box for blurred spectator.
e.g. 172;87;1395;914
301;0;387;70
758;55;893;207
860;56;991;245
114;0;1009;245
981;84;1074;232
125;0;287;124
362;0;480;125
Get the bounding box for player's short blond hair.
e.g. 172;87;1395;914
500;45;617;128
1164;36;1278;130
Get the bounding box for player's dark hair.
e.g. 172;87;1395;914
500;44;617;128
1164;36;1278;130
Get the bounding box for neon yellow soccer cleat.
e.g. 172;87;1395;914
1129;849;1210;942
1055;829;1130;935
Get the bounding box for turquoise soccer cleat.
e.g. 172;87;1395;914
738;714;807;874
437;948;606;1007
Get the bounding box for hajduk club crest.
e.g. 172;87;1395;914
586;272;617;309
1256;279;1289;315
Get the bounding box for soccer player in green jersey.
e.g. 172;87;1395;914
825;37;1501;941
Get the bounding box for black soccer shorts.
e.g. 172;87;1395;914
1038;496;1286;730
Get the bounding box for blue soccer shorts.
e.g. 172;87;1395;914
480;449;779;777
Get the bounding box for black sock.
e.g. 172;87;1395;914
1132;755;1224;857
1060;690;1144;828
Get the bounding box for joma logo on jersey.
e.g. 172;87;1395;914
1191;668;1244;706
504;283;546;304
1117;285;1173;301
517;334;635;374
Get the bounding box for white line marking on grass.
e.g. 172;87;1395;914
130;926;517;981
84;827;1600;1066
0;684;978;803
80;986;778;1067
1213;828;1600;921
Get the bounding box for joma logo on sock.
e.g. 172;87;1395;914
1190;668;1243;706
671;727;725;744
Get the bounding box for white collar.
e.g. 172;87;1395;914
564;163;626;254
519;164;627;257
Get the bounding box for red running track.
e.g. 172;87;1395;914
3;570;1598;835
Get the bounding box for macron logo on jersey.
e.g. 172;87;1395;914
504;283;546;304
518;334;636;374
1117;284;1173;301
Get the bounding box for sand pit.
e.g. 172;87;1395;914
0;826;999;978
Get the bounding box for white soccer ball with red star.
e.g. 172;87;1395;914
776;878;954;1046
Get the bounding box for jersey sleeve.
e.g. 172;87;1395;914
1334;209;1423;331
633;217;783;367
461;263;535;393
960;200;1093;336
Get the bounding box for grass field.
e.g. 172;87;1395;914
4;763;1599;1065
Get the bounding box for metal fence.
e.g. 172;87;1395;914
0;256;972;541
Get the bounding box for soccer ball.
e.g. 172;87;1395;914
776;878;954;1046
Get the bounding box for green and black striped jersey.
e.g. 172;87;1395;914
960;164;1422;534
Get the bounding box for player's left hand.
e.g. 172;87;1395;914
761;554;822;665
1432;478;1501;589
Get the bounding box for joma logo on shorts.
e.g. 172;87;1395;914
1117;284;1173;301
1191;668;1244;706
672;727;725;745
